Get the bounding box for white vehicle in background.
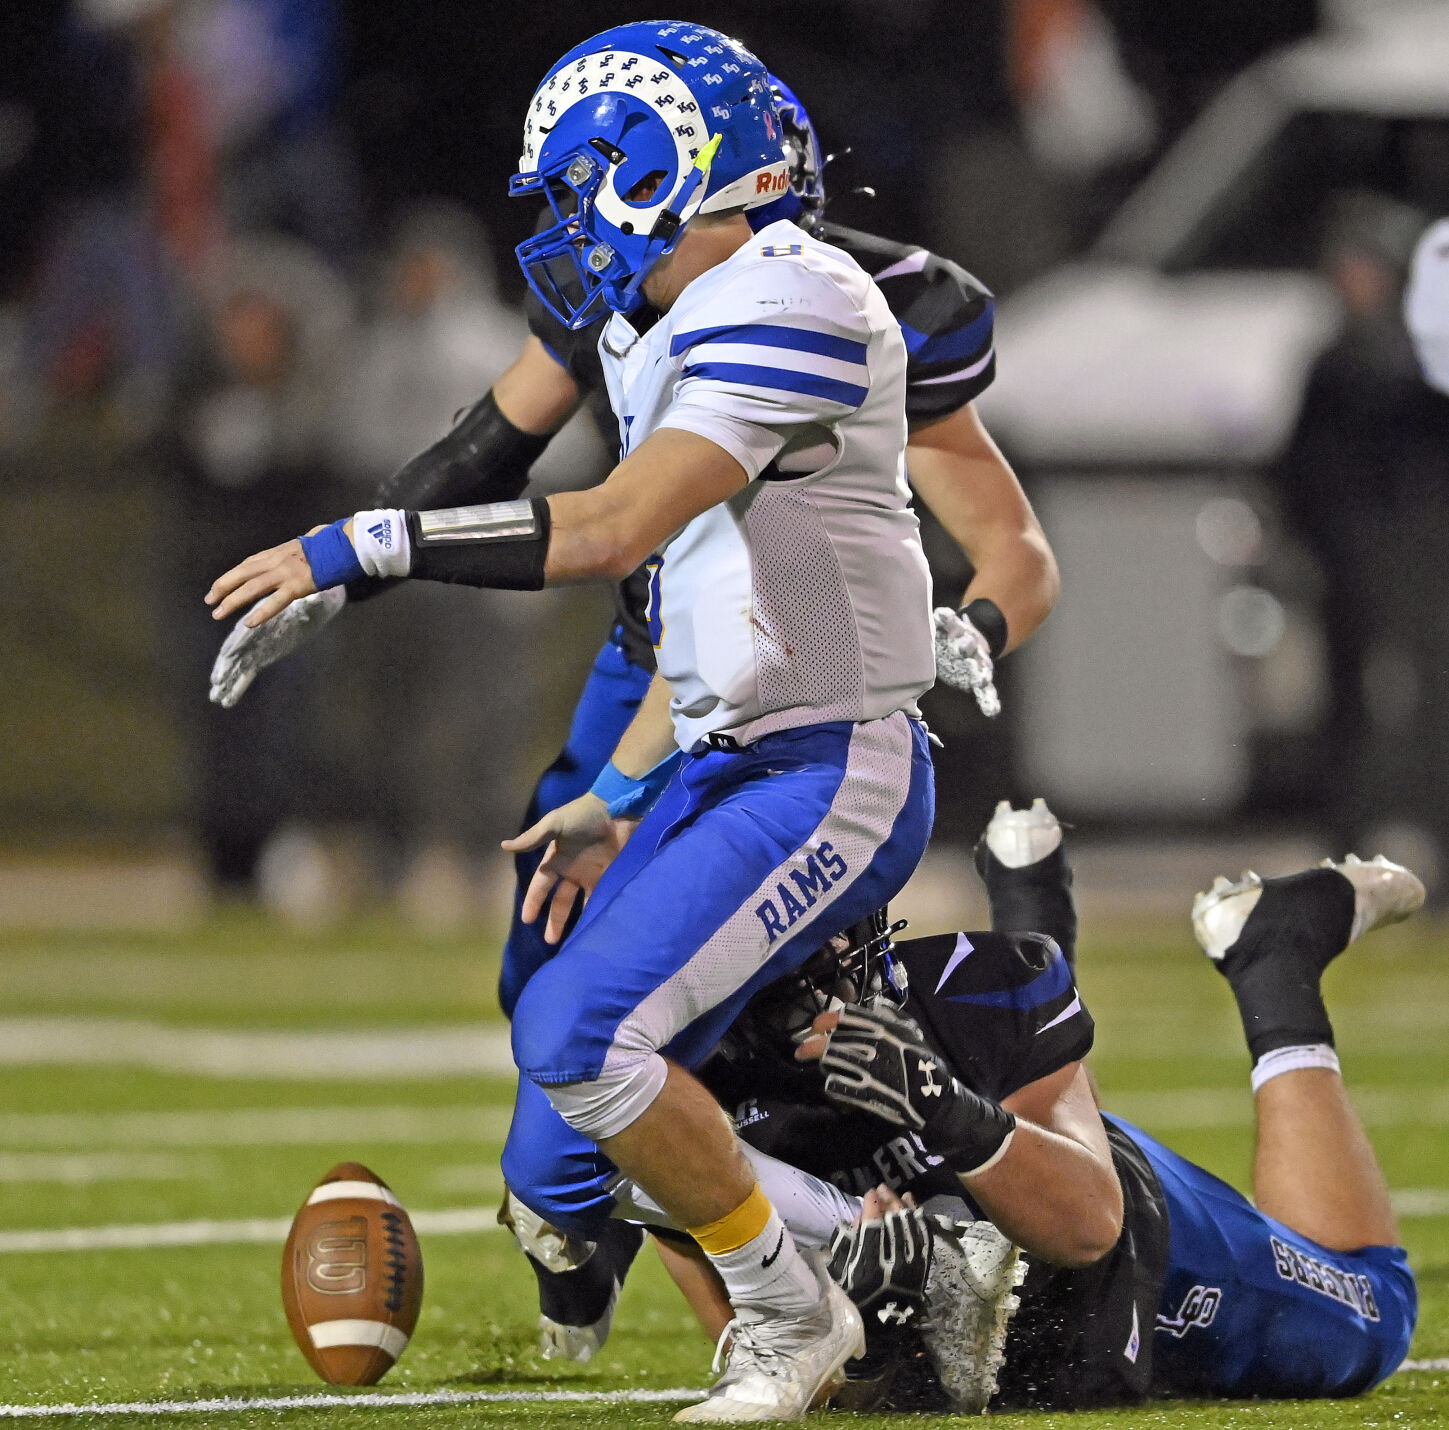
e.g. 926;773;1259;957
978;3;1449;820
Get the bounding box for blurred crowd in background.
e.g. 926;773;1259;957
4;0;1449;922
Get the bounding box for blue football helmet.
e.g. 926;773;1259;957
750;75;826;231
511;21;790;329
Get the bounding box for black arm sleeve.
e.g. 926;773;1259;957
371;390;550;510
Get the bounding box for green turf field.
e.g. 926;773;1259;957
0;906;1446;1427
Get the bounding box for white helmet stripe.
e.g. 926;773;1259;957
702;161;792;214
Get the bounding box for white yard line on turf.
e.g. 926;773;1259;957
0;1388;707;1419
0;1208;500;1254
0;1104;511;1150
0;1019;515;1080
2;1368;1447;1418
0;1153;200;1184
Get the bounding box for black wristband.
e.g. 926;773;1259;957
925;1079;1017;1177
371;390;550;511
962;597;1008;659
406;497;552;590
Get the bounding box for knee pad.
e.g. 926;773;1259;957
541;1050;669;1142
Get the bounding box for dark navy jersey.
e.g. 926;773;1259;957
817;222;997;425
702;930;1092;1203
524;224;998;670
698;929;1168;1412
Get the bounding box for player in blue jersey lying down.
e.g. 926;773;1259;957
625;800;1422;1412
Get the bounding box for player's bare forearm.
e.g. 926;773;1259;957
907;404;1059;652
612;673;678;778
543;428;748;582
969;1064;1123;1267
493;337;585;435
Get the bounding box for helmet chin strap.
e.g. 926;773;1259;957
618;133;722;307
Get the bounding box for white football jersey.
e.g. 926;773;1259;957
598;220;934;749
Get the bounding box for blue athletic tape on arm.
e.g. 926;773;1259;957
298;519;365;591
590;752;683;819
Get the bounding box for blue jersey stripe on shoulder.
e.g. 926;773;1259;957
670;323;868;365
682;361;868;408
899;305;994;365
945;945;1074;1011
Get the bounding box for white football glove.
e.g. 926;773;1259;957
932;606;1001;718
208;586;347;708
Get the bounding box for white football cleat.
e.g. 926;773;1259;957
1322;854;1426;943
498;1186;596;1274
673;1283;865;1423
983;798;1062;870
920;1220;1025;1414
1190;871;1265;962
1191;856;1425;963
498;1187;615;1363
538;1286;618;1364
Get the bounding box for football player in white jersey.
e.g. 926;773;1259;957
208;22;948;1419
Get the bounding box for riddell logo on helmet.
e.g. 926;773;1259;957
755;169;789;195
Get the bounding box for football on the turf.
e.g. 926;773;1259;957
281;1162;424;1385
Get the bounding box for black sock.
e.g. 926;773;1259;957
1217;869;1355;1064
530;1219;645;1327
974;841;1079;968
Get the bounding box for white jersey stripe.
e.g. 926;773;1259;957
601;713;916;1069
871;248;930;283
680;362;867;410
911;348;995;386
682;341;868;386
669;321;868;363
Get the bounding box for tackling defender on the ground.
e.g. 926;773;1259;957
659;803;1422;1410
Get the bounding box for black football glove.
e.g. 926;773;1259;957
819;1006;1017;1175
828;1207;933;1333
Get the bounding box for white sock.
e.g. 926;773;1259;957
705;1206;822;1321
1251;1042;1341;1093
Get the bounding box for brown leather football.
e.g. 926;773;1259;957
281;1162;424;1385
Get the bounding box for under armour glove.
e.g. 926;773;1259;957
819;1006;1016;1176
932;606;1001;718
208;586;346;708
828;1207;933;1333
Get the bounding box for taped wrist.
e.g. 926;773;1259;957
924;1080;1017;1178
590;752;683;819
371;390;550;510
962;598;1008;659
406;497;552;590
298;519;365;590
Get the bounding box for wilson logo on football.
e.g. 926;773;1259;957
305;1217;368;1295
